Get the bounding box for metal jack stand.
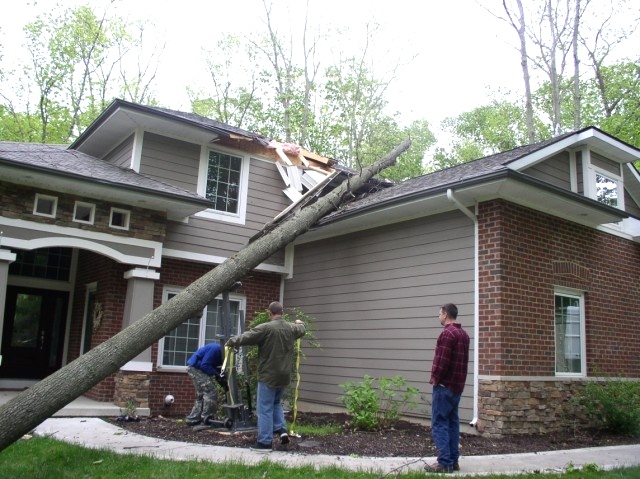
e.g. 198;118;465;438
201;282;256;433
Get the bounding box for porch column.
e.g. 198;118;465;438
121;267;160;371
114;267;159;412
0;249;17;367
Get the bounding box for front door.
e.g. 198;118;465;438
0;286;68;378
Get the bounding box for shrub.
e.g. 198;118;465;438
340;374;421;430
576;378;640;436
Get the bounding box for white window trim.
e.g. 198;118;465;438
73;201;96;225
195;145;250;225
554;287;586;377
590;166;624;209
33;193;58;218
109;207;131;230
80;282;98;355
156;286;246;372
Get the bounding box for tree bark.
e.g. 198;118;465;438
0;139;411;453
503;0;535;143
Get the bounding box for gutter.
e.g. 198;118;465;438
446;189;479;429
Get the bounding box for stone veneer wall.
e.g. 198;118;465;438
477;378;588;436
114;371;151;412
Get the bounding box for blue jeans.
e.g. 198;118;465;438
431;385;461;468
256;382;286;445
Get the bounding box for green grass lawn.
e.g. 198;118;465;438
1;436;639;479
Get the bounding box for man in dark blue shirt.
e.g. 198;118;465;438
186;342;226;425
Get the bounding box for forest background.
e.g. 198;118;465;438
1;0;639;180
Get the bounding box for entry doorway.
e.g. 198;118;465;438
0;286;68;378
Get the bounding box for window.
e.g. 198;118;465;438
109;207;130;230
158;289;245;370
33;194;57;217
73;201;95;224
595;172;619;207
554;290;585;375
206;150;242;213
196;148;249;224
9;247;72;281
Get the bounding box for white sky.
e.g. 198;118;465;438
3;0;523;132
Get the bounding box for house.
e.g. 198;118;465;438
284;127;640;435
1;98;639;436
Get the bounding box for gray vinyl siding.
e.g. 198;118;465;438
624;189;640;217
284;211;475;421
623;167;640;216
591;152;620;176
163;155;289;266
139;132;199;192
103;134;134;168
523;151;571;189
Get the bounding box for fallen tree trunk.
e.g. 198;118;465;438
0;139;411;452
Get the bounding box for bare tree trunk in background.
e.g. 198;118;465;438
581;0;636;120
572;0;581;130
300;0;320;147
503;0;535;143
0;139;411;453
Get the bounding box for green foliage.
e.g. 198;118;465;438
575;379;640;436
0;5;158;143
339;374;421;431
431;99;552;171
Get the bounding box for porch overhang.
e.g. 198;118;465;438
1;162;210;220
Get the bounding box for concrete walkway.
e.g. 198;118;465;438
31;417;640;476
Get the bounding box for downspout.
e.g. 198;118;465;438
446;189;479;428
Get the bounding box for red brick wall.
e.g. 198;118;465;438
71;251;128;401
478;199;640;378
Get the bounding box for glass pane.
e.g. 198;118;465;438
204;299;240;341
11;294;42;348
206;150;242;214
9;248;72;281
555;295;582;374
162;316;201;366
595;173;618;207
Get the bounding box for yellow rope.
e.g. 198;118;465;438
223;346;235;405
289;338;302;435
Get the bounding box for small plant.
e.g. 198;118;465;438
575;378;640;436
340;375;421;430
117;398;139;422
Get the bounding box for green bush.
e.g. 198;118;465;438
339;374;420;430
577;379;640;436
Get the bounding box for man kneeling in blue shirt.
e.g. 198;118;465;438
185;342;227;425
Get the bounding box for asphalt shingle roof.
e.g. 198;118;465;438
327;132;576;218
0;141;210;205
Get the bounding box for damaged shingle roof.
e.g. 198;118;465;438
0;141;211;206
